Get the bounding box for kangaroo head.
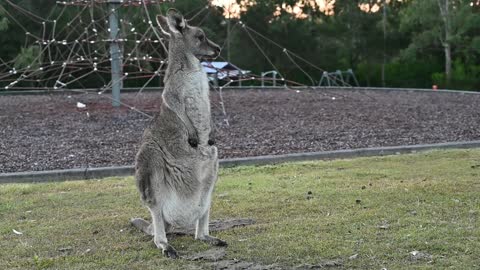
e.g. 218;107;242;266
157;9;221;60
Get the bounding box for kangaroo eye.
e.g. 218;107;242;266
198;33;205;41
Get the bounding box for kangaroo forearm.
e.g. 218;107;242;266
177;111;197;137
208;118;215;145
163;100;198;141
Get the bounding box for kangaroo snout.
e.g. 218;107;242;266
209;42;221;58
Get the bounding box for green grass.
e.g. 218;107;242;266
1;149;479;269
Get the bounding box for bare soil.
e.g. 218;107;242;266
1;88;479;173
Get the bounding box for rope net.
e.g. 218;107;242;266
0;0;349;121
0;0;172;91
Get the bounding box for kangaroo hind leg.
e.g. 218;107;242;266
194;162;226;247
195;208;227;247
150;208;178;258
135;148;177;258
135;148;155;205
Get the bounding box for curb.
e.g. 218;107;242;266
319;86;480;95
0;166;134;184
1;140;480;184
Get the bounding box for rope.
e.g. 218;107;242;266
240;22;284;80
244;24;352;87
283;49;316;86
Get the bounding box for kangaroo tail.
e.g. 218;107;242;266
130;218;153;236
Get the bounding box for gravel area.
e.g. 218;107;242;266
1;88;480;173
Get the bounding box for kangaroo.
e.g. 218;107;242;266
131;9;224;258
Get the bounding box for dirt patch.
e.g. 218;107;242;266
1;89;480;173
189;251;344;269
185;248;344;270
171;218;257;236
186;248;226;261
209;259;282;270
134;218;338;269
130;217;256;237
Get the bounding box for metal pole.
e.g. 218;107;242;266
227;18;231;63
109;0;123;107
349;69;360;87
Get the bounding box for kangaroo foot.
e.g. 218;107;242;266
198;235;228;247
162;245;178;259
155;241;178;259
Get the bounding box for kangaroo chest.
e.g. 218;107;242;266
183;72;211;143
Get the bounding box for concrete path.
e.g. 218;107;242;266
1;140;479;184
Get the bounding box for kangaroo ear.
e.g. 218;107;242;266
156;15;171;38
166;8;186;34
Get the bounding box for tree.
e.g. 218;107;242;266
0;6;8;32
400;0;479;86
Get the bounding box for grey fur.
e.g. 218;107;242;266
133;9;224;258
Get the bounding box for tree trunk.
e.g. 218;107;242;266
381;0;387;87
444;42;452;86
444;0;452;86
437;0;452;86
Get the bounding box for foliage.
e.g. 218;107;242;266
0;0;479;90
432;59;480;90
399;0;480;89
357;58;444;88
13;46;40;69
0;10;7;31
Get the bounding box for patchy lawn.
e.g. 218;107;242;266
1;149;479;269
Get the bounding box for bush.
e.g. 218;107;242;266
432;59;480;91
356;59;443;89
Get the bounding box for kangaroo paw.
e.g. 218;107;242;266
188;137;199;148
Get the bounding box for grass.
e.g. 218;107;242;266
1;149;479;269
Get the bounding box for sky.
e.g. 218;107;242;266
209;0;408;19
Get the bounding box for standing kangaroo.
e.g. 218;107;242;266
131;9;224;258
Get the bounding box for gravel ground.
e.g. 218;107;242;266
1;88;479;173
